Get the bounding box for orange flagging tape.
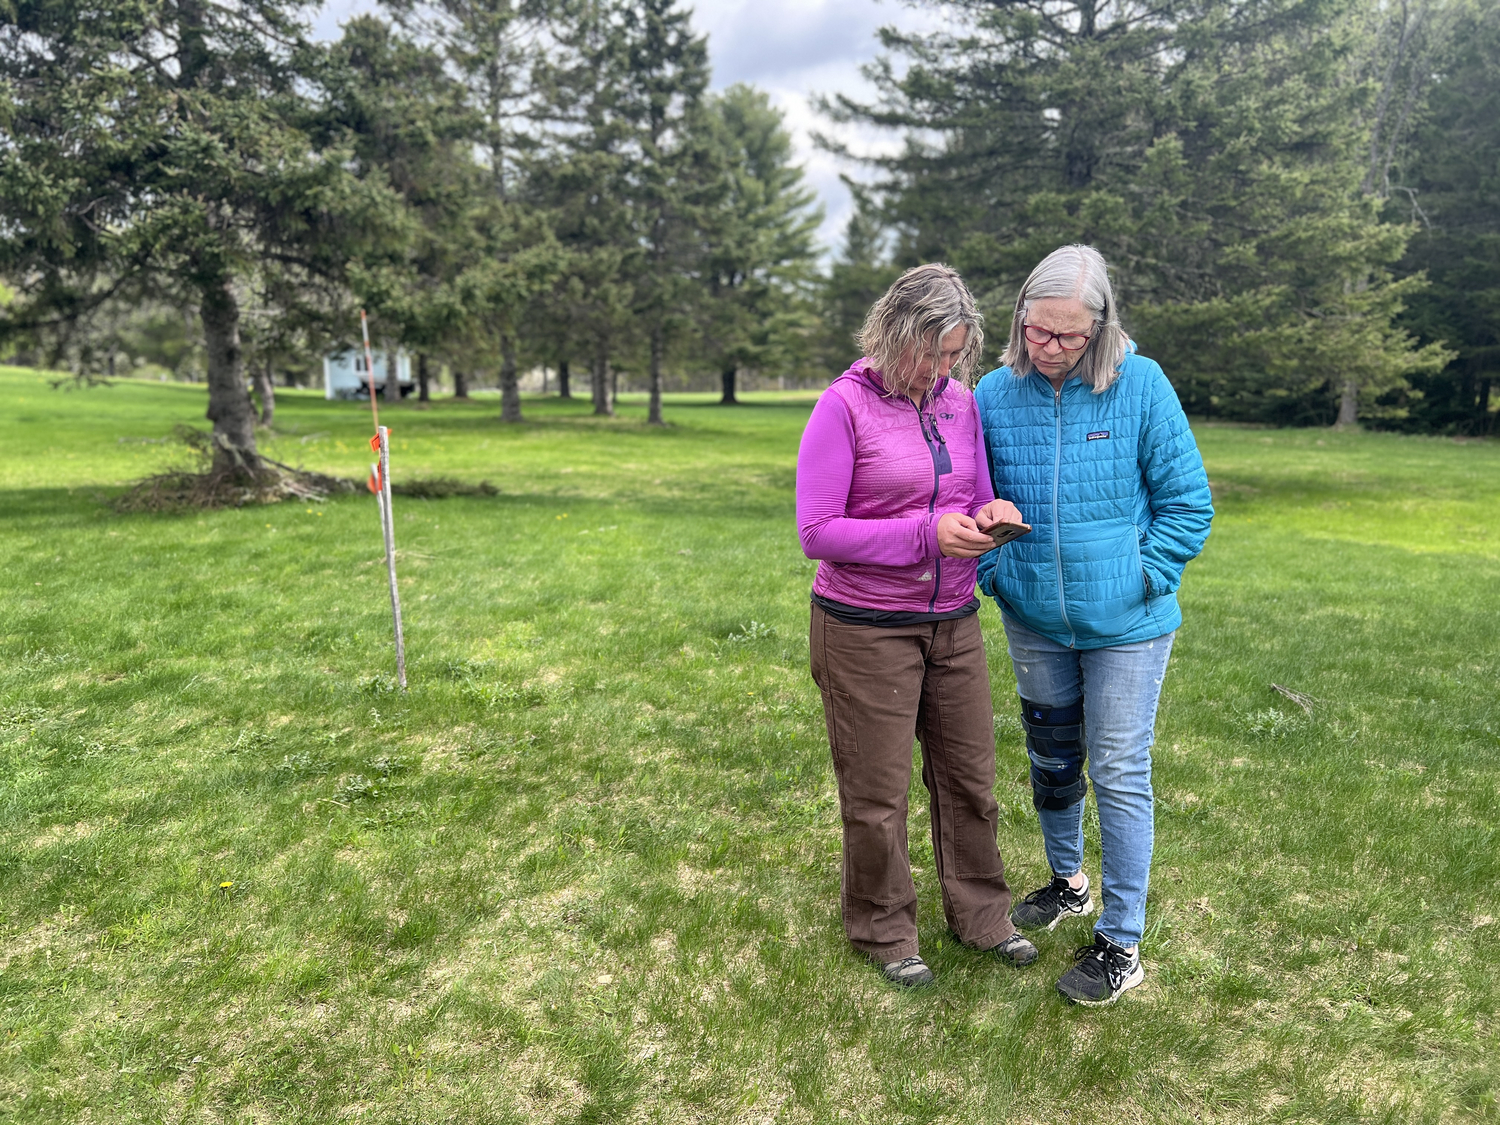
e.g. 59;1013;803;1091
368;466;382;493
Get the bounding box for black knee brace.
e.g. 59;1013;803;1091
1020;697;1086;811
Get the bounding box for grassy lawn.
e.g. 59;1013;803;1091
2;366;1497;1123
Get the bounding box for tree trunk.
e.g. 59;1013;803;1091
558;359;571;399
648;324;665;425
1334;378;1359;428
591;343;612;416
453;367;469;399
417;352;430;402
200;280;259;475
720;364;738;405
383;343;401;403
499;335;522;423
252;355;275;426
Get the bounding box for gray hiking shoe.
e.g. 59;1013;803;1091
880;955;936;988
987;931;1039;967
1010;874;1095;931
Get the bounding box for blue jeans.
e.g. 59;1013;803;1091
1002;613;1175;948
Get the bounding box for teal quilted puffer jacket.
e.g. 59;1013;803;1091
974;352;1214;649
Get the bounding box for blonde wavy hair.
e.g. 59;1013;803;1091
856;263;985;394
1001;245;1128;393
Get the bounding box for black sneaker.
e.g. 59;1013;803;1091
1056;933;1143;1005
880;955;935;988
1010;874;1095;931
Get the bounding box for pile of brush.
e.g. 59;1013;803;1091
114;426;356;512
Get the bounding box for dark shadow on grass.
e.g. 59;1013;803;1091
2;479;801;524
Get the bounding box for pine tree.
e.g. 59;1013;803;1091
826;0;1448;422
1388;0;1500;434
815;198;901;375
610;0;717;425
317;15;483;400
699;85;822;403
529;0;639;416
0;0;404;473
385;0;566;422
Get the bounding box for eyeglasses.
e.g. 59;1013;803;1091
1023;324;1093;352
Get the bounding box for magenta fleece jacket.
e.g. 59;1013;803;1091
796;359;995;614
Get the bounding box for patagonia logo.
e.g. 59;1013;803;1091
1087;430;1110;441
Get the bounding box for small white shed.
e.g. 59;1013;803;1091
323;348;413;400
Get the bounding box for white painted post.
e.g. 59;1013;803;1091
374;426;407;690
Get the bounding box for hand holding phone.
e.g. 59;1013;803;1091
976;519;1032;549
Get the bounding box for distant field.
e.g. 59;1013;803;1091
2;366;1496;1123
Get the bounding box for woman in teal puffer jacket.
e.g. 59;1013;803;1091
974;244;1213;1006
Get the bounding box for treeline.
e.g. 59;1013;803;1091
1;0;1496;457
0;0;828;473
827;0;1500;433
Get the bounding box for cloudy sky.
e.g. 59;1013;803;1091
312;0;942;253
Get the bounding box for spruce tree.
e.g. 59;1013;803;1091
384;0;565;422
1389;0;1500;434
700;85;822;403
0;0;404;473
610;0;717;425
826;0;1448;423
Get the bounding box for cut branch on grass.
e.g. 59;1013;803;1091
1270;683;1318;716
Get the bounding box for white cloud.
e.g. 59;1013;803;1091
309;0;936;253
693;0;940;251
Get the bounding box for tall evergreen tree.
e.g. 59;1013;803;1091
0;0;403;473
317;15;482;399
611;0;717;425
699;85;822;403
815;197;900;374
825;0;1447;423
385;0;564;422
528;0;638;416
1389;0;1500;434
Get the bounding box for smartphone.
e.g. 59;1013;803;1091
978;520;1032;548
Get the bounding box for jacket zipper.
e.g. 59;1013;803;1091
913;395;943;612
1051;382;1076;647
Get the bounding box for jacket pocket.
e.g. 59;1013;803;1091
1065;520;1150;640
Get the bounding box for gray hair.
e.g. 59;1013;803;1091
857;263;985;393
1001;245;1127;393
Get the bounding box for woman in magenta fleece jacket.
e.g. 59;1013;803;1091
797;263;1036;988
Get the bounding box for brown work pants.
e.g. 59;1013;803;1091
809;603;1016;962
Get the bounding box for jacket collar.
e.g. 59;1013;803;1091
846;358;949;408
1028;371;1082;396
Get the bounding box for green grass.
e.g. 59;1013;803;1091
1;366;1497;1123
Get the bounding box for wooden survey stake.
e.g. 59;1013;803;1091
372;426;407;690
